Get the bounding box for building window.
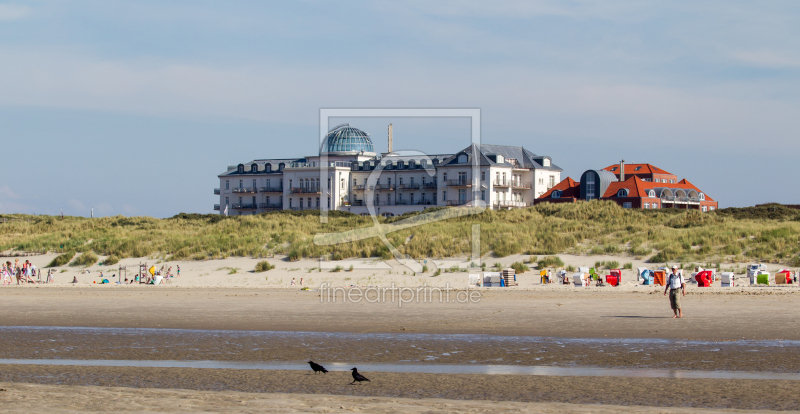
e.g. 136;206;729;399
644;202;650;209
327;178;331;189
549;176;555;188
710;206;715;211
481;190;485;201
648;190;656;197
623;202;632;209
225;197;229;205
699;193;705;200
443;173;447;181
251;164;257;172
239;180;243;189
670;179;675;183
252;179;256;189
586;175;596;200
238;164;244;173
617;189;629;197
225;180;229;190
654;178;660;183
653;203;658;209
289;199;292;208
702;206;708;212
481;171;485;181
458;154;468;163
442;190;446;201
316;197;320;208
543;158;550;167
265;164;271;172
551;190;562;199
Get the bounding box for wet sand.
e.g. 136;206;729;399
3;382;790;414
2;326;799;373
2;287;799;341
1;365;799;411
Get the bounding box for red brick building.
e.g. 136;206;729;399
536;163;719;211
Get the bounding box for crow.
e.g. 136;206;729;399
350;367;370;384
308;360;328;374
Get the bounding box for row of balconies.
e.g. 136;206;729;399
351;200;435;207
290;186;321;194
492;180;532;189
217;187;284;194
661;196;701;204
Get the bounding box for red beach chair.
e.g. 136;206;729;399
695;270;713;287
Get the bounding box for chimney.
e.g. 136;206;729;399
619;159;625;182
388;123;393;153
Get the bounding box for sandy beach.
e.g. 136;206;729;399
2;253;799;412
3;382;793;414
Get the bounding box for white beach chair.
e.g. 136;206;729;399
573;273;588;287
720;272;735;287
469;274;480;287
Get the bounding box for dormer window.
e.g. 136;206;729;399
648;190;656;197
543;158;551;167
265;163;272;172
634;166;642;171
551;190;562;198
251;164;258;173
496;154;504;164
237;164;244;173
617;189;629;197
457;154;468;163
699;193;705;200
278;163;285;171
611;167;618;171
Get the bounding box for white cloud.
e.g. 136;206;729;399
0;4;30;21
0;185;21;199
730;51;800;69
66;199;87;212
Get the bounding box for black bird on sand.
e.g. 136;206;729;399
350;367;370;384
308;361;328;374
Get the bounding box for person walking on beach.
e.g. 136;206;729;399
176;265;180;277
664;265;685;318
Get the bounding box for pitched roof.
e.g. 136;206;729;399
538;177;580;199
442;143;562;170
603;163;673;176
602;176;716;201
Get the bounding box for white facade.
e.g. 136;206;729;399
215;127;561;216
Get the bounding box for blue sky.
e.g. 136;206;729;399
1;1;799;217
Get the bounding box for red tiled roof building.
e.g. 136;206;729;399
536;162;719;211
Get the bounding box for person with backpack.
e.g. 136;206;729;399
663;265;686;318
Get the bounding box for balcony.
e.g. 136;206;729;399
232;187;257;194
423;182;437;189
445;180;471;187
446;200;471;206
374;184;395;191
661;196;700;204
213;204;220;210
353;185;366;191
493;180;510;187
493;200;530;208
511;182;532;189
260;186;283;193
291;186;321;194
259;203;283;210
232;203;257;209
399;183;421;191
287;161;351;169
213;188;220;195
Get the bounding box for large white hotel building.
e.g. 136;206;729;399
215;124;562;217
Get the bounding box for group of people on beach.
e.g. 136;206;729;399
1;259;53;285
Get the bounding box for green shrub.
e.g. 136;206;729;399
510;262;529;274
332;265;343;272
421;265;428;273
492;239;521;257
538;256;564;268
47;252;74;267
605;260;620;270
433;269;441;276
70;251;98;267
565;265;576;272
103;255;120;266
623;262;633;270
255;260;275;272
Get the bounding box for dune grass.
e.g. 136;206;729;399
1;202;799;265
70;251;98;267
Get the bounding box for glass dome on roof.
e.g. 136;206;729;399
321;124;374;154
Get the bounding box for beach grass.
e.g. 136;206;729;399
2;202;799;265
